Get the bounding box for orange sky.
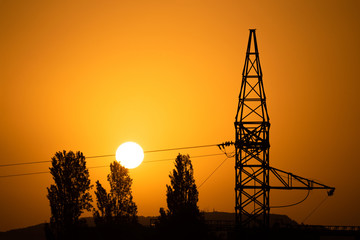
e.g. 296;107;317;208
1;0;360;232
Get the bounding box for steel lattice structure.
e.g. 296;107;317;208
234;29;270;228
234;29;335;229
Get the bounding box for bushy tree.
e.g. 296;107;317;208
94;161;137;225
47;150;93;233
160;154;202;228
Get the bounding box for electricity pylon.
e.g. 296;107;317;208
234;29;270;228
234;29;335;229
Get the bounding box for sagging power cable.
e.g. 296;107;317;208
271;190;310;208
0;143;223;168
301;195;329;224
0;152;228;178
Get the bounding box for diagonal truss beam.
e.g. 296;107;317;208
233;29;335;230
269;167;335;195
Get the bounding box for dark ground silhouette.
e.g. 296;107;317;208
1;213;359;240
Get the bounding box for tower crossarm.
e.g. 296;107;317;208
269;167;335;196
233;29;335;229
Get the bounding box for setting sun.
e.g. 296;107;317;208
0;0;359;234
115;142;144;169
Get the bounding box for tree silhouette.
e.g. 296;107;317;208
47;150;93;234
94;161;137;225
93;180;112;225
159;153;203;235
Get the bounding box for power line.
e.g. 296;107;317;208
143;153;225;163
0;154;115;168
0;143;221;168
271;190;310;208
0;160;50;167
87;154;114;159
198;156;230;189
143;144;220;154
0;152;227;178
301;195;329;224
0;171;49;178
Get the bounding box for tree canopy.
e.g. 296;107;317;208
160;154;201;226
47;150;93;233
94;161;137;225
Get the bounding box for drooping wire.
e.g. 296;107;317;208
0;153;226;178
143;144;221;154
0;143;221;168
271;189;310;208
143;153;225;163
0;171;49;178
249;190;311;215
0;160;51;167
198;156;231;189
301;195;329;224
0;155;115;167
217;141;235;158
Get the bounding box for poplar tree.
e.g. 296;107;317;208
93;181;112;225
47;150;93;233
160;154;201;226
94;161;137;225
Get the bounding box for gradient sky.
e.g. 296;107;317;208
1;0;360;232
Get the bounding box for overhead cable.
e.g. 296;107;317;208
0;143;222;168
0;152;227;178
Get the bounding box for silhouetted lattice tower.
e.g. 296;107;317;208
231;29;335;230
234;29;270;228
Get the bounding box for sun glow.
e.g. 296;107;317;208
115;142;144;169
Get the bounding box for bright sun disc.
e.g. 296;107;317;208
115;142;144;169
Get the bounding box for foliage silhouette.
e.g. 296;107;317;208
93;181;112;225
47;150;92;237
94;161;137;226
158;154;206;239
